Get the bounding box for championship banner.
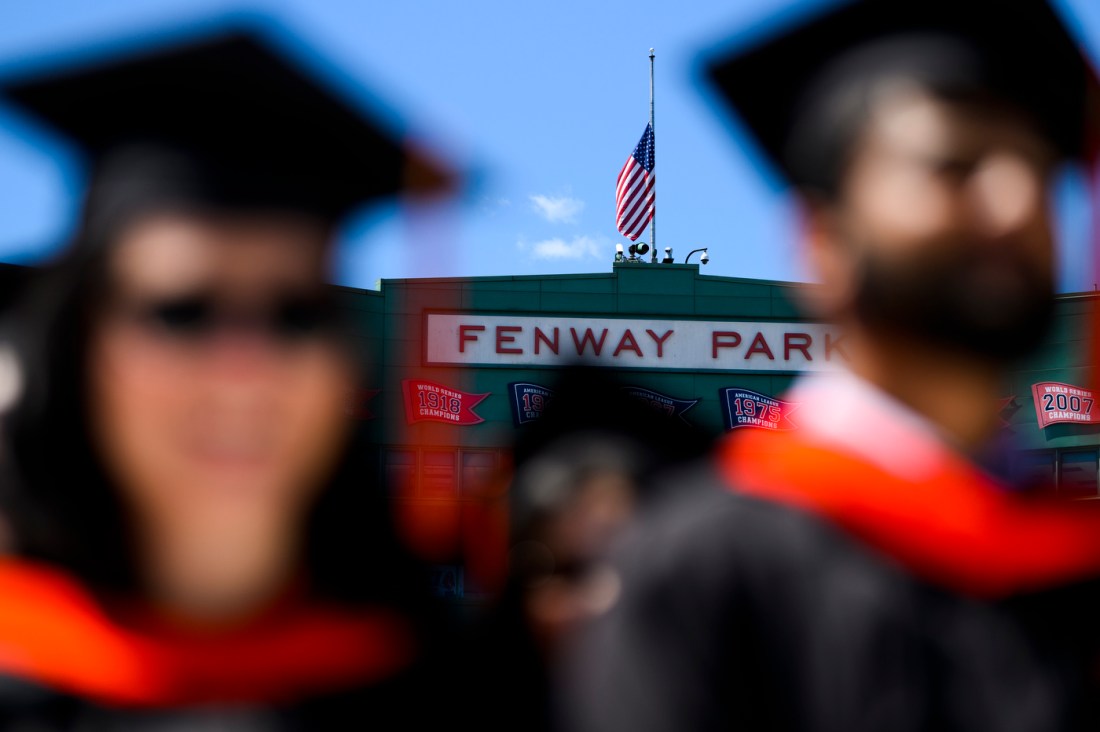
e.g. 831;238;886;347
402;379;488;425
1031;381;1099;429
719;387;798;431
509;382;554;427
621;386;698;422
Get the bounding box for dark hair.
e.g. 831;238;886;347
0;154;424;609
508;366;713;550
784;34;1050;202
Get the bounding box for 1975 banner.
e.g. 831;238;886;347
425;314;847;372
720;388;798;431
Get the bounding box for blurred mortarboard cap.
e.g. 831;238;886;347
702;0;1100;191
0;17;457;224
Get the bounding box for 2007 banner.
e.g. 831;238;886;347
719;387;798;431
1031;381;1099;429
402;379;488;425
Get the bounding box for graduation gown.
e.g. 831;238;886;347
0;559;423;730
563;373;1100;732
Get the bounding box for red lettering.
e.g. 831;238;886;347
495;325;522;354
744;332;775;360
646;329;673;358
825;333;849;361
784;332;813;361
712;331;742;359
613;329;644;358
534;327;559;355
459;324;485;353
571;327;609;356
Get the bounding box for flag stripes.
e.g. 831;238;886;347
615;123;655;241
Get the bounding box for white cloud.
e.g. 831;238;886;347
529;194;584;224
527;235;605;260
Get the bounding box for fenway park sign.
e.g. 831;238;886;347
424;314;847;372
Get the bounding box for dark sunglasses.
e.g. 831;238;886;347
111;292;343;343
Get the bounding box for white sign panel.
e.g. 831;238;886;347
424;314;847;372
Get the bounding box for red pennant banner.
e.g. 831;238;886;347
1031;381;1099;429
402;379;488;426
996;395;1020;430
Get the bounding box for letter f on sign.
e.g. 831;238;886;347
459;325;485;353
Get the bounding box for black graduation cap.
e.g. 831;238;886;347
703;0;1100;191
0;20;455;224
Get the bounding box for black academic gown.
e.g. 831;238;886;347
565;476;1100;732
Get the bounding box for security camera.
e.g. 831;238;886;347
700;250;709;265
616;243;624;254
662;247;674;264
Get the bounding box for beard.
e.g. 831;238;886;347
851;239;1054;364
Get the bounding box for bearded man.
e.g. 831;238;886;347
563;2;1100;731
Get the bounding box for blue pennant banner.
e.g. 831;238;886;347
719;387;798;431
508;382;555;427
621;386;699;422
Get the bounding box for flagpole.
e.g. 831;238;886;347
648;47;656;263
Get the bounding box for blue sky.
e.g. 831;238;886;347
1;0;1098;292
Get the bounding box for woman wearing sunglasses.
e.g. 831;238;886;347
0;22;453;730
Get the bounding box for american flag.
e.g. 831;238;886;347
615;123;655;241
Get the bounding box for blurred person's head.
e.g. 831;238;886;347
705;0;1096;369
795;39;1058;365
509;433;641;652
85;207;353;617
506;367;712;650
0;26;452;619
